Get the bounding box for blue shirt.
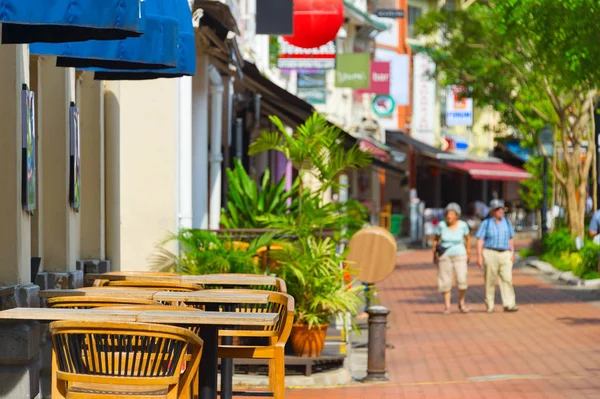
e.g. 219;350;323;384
436;220;470;256
476;217;515;250
589;210;600;234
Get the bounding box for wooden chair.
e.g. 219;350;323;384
50;321;203;399
217;290;295;399
46;296;159;309
200;274;287;293
94;280;202;292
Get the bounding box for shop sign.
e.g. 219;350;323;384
297;71;327;88
372;94;395;117
445;86;473;126
411;53;437;146
297;87;327;104
277;36;336;70
335;53;371;89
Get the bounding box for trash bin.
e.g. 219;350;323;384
390;214;404;236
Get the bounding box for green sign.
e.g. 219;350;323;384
297;87;327;105
372;95;395;117
335;53;371;89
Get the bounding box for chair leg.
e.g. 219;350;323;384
268;358;275;392
273;350;285;399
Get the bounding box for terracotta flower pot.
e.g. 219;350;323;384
289;323;328;357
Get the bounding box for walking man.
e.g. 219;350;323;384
476;199;519;313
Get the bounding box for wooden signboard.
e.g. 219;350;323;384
346;226;397;283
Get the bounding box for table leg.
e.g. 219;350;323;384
199;325;218;399
220;336;233;399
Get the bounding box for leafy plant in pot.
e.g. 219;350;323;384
274;236;364;357
149;229;275;275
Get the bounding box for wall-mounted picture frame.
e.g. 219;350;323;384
69;103;81;212
21;84;36;213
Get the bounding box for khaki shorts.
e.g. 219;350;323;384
437;254;468;293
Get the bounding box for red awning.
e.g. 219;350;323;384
360;140;389;162
447;161;530;181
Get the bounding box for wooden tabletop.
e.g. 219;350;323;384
0;308;278;326
85;273;279;286
40;288;271;304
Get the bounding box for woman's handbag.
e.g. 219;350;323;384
435;243;447;256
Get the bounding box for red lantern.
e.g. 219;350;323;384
282;0;345;49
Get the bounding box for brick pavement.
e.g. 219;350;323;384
287;243;600;399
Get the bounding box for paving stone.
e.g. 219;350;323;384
285;239;600;399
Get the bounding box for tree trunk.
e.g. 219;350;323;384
564;181;585;237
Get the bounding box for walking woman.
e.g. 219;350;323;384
433;203;472;314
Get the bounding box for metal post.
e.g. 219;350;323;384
363;306;390;382
542;157;548;237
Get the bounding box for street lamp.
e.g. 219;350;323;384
539;125;554;237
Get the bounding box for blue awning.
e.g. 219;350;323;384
504;141;531;162
1;0;143;44
91;0;196;80
30;0;179;70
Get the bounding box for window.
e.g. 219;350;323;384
443;0;456;11
408;6;422;38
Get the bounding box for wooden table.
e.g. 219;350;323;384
0;307;278;399
40;288;271;304
85;273;280;287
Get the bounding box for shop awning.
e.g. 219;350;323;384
91;0;197;80
447;161;530;181
1;0;143;44
30;0;180;70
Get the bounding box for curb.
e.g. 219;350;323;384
524;257;600;287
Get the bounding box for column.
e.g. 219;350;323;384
37;57;82;288
192;55;209;229
0;43;41;399
0;44;31;287
77;71;110;276
30;57;43;263
104;81;122;268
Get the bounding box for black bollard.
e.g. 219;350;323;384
363;305;391;382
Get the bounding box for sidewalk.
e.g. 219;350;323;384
288;244;600;399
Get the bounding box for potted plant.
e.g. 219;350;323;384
248;112;375;357
274;236;364;357
149;229;274;275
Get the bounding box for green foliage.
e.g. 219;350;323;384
249;112;373;191
150;229;275;275
416;0;600;236
273;236;364;328
577;240;600;279
518;248;538;258
221;158;299;229
519;156;553;212
543;228;576;256
247;112;374;328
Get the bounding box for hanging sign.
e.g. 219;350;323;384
411;53;437;146
445;86;473;126
277;36;336;70
372;95;395;117
335;53;371;89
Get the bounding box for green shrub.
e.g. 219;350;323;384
543;228;576;255
540;252;579;272
519;248;537;258
575;240;600;279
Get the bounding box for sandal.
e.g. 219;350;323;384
459;304;471;313
443;308;452;315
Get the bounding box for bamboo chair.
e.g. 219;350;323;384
50;321;203;399
46;296;159;309
94;279;202;292
216;290;295;399
200;274;287;293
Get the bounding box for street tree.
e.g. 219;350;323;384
416;0;600;237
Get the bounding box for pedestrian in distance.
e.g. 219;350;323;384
476;199;519;313
433;203;471;314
